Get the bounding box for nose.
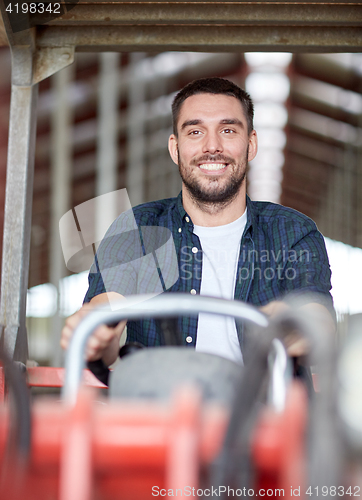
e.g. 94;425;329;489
202;130;223;154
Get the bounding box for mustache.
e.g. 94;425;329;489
190;154;235;166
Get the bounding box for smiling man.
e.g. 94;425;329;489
169;92;256;225
61;77;334;372
165;88;258;364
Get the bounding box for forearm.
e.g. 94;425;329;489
299;302;335;332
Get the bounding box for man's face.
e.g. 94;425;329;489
168;93;257;204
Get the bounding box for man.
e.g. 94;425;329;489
61;77;334;369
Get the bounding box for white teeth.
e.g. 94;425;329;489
199;163;226;171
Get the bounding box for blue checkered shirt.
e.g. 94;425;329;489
84;192;334;349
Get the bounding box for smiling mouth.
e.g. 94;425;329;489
199;163;228;171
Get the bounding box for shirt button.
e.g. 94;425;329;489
192;247;198;254
178;228;182;233
190;289;196;295
186;336;192;343
185;216;190;223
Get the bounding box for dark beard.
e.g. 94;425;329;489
178;150;247;205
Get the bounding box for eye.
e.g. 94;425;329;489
222;128;235;134
188;130;202;136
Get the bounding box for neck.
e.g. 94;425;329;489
182;184;247;227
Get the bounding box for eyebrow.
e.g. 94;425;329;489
181;119;202;130
180;118;244;130
220;118;244;127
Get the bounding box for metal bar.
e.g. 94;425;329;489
50;64;74;367
96;53;119;198
166;387;200;493
42;3;362;26
95;53;120;239
0;365;5;402
36;25;362;53
267;339;291;413
53;0;362;3
0;82;38;362
62;294;268;405
59;389;93;500
126;53;146;205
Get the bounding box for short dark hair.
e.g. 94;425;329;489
172;77;254;136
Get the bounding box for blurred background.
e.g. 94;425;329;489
0;48;361;366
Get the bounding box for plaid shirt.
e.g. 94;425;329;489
84;192;334;349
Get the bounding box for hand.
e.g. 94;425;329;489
259;300;310;357
259;300;335;357
60;292;127;366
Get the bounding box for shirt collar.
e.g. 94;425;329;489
176;190;256;234
176;191;186;218
176;191;193;227
245;194;257;236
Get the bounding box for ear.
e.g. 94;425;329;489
247;130;258;162
168;134;179;165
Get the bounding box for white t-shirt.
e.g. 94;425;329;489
193;210;247;364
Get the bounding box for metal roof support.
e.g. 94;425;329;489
36;25;362;54
0;1;74;361
96;52;120;233
126;53;147;205
49;64;74;368
0;69;38;362
38;2;362;26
